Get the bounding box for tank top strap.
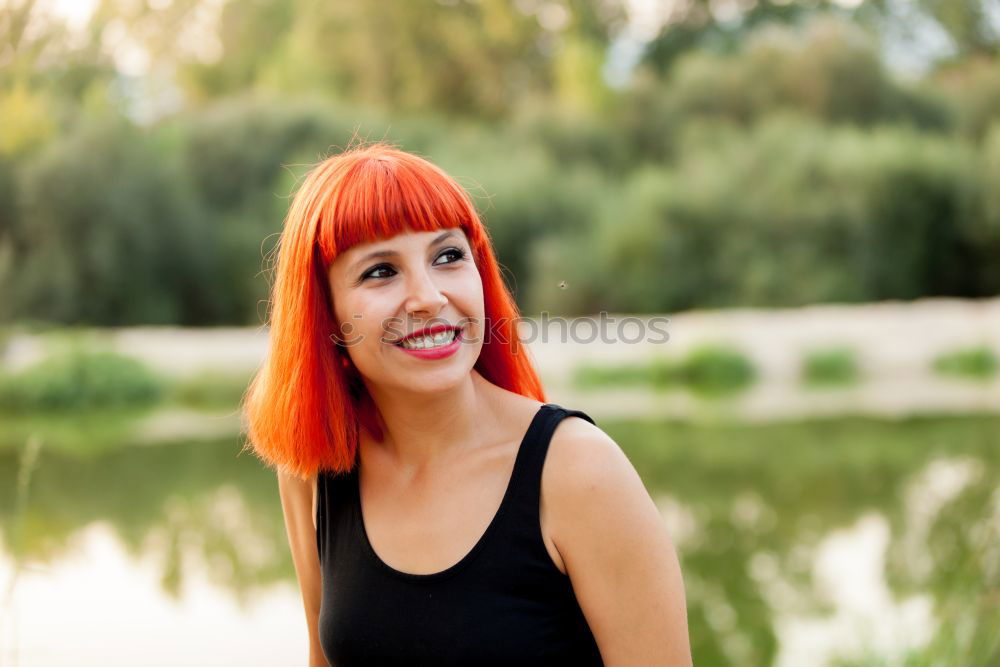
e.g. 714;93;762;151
503;403;597;533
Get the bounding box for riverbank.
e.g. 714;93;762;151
2;296;998;421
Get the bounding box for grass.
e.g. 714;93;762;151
801;345;861;387
573;342;756;397
573;357;672;389
932;345;998;382
675;343;757;397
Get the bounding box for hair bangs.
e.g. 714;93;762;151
317;151;477;266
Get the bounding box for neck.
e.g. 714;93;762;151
362;369;497;470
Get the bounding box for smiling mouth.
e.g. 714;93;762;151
395;328;461;350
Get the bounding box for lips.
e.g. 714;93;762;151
394;324;461;346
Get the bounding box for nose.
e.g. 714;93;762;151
403;264;447;317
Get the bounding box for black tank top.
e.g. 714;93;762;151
314;403;605;666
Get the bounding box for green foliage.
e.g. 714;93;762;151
0;346;164;412
179;0;608;120
933;57;1000;141
801;346;861;387
897;0;1000;59
3;5;1000;326
532;116;993;314
572;344;755;397
5;116;222;325
669;18;910;126
674;343;757;397
171;95;373;323
573;357;673;390
0;84;58;155
626;15;950;160
639;0;999;76
932;345;999;381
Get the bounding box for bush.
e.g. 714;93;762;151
801;346;860;387
533;116;986;314
572;344;755;397
639;15;949;132
932;345;998;381
933;57;1000;141
674;343;757;397
0;346;164;412
572;358;673;390
6;116;219;325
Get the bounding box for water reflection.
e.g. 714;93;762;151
0;435;290;601
1;413;997;666
1;523;306;667
603;415;1000;667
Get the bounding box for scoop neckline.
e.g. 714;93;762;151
352;402;554;582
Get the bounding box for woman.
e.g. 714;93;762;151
243;143;692;666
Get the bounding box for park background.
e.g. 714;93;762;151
1;0;999;665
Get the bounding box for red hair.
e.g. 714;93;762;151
241;142;547;480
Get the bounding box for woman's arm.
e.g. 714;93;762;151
545;418;693;666
277;469;328;667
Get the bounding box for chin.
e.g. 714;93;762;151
380;359;476;397
403;365;473;393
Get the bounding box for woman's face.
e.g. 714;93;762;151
327;227;485;397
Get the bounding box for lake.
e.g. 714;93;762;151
1;412;998;666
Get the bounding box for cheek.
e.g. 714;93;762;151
450;263;482;297
451;271;486;335
343;296;398;352
331;294;373;350
463;271;486;316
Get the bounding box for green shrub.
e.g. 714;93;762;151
572;357;674;390
569;342;1000;397
8;116;219;325
801;346;860;387
572;346;754;396
657;16;949;129
533;115;986;315
0;347;164;412
674;343;756;397
933;57;1000;141
932;345;999;381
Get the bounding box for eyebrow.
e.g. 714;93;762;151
350;230;459;273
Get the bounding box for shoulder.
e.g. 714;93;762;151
541;412;661;568
541;413;694;664
544;413;641;512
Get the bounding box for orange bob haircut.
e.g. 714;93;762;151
241;142;547;481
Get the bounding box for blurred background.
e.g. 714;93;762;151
1;0;999;664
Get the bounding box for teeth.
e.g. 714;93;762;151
400;329;457;350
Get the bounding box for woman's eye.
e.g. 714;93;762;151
434;247;467;265
361;264;395;281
